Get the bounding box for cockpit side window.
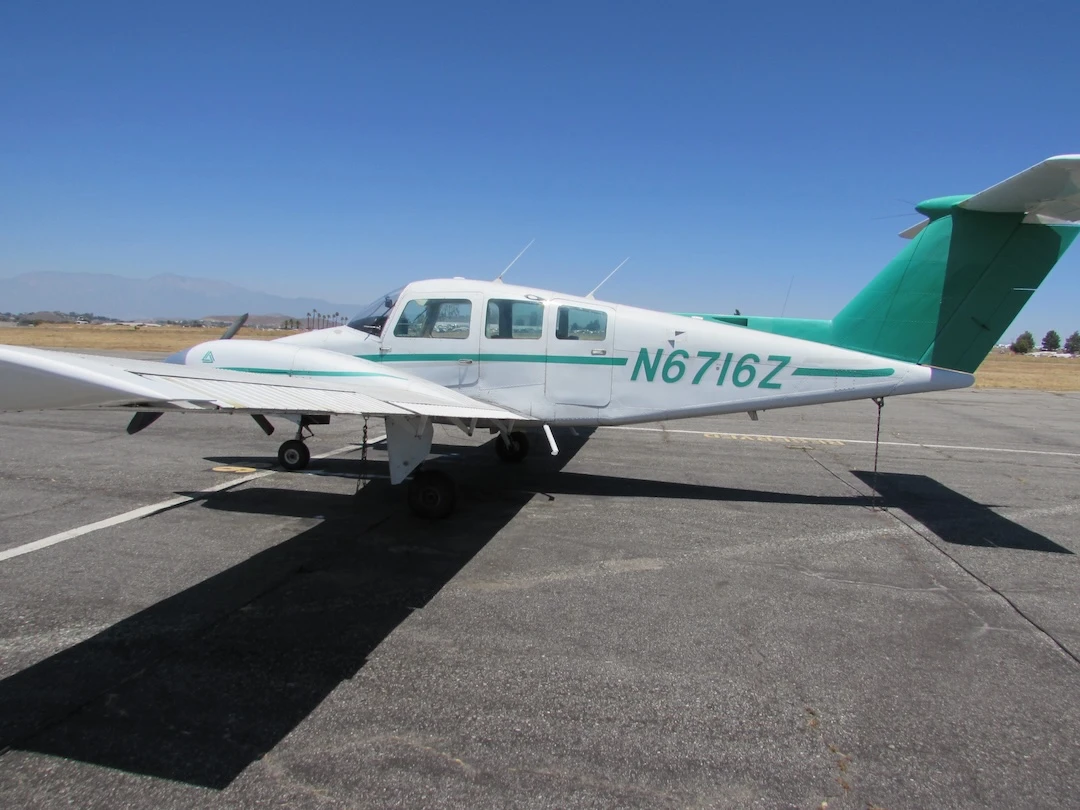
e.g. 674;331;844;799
485;299;543;339
555;305;607;340
393;299;472;339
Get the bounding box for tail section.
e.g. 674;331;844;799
684;156;1080;373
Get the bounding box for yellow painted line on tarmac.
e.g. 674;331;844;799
702;432;844;446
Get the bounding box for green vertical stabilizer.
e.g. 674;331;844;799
682;200;1077;373
829;209;1077;372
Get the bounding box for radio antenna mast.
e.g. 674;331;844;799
587;257;629;299
494;238;535;282
779;273;796;317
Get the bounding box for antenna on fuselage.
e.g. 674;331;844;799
493;238;535;283
779;273;795;318
586;257;629;299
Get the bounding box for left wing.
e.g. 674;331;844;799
0;345;530;485
0;345;522;422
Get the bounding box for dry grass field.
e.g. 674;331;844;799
973;351;1080;391
1;325;1078;390
0;324;301;352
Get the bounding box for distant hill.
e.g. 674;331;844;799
0;272;366;321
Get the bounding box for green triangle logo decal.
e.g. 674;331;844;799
202;350;215;363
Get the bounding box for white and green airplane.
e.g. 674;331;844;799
2;155;1078;517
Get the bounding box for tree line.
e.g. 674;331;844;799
1009;330;1080;354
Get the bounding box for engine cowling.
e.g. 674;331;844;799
166;340;401;381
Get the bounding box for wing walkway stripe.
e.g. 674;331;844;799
0;438;384;564
601;426;1080;458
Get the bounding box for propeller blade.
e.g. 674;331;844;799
221;313;249;340
251;414;275;435
126;411;164;435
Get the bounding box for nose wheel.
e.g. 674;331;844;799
277;439;311;471
494;431;530;463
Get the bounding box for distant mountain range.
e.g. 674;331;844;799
0;272;366;321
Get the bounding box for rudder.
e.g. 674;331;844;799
832;203;1077;373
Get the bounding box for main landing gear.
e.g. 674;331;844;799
494;430;530;463
410;427;530;519
407;468;457;520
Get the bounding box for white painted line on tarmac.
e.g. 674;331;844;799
600;426;1080;459
0;438;384;564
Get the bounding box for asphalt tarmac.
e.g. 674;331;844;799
1;389;1078;809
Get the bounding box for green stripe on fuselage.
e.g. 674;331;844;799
358;353;629;366
792;367;895;378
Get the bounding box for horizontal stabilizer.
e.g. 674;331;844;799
899;219;930;239
899;155;1080;238
961;154;1080;223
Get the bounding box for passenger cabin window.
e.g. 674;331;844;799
485;299;543;339
555;305;607;340
393;299;472;339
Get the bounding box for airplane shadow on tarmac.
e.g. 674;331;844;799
0;435;1065;789
0;430;590;789
852;470;1071;555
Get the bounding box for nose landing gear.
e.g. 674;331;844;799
277;439;311;471
276;414;328;471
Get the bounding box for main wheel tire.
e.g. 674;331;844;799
408;470;457;519
494;431;530;463
278;439;311;471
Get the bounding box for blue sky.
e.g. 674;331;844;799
2;1;1078;339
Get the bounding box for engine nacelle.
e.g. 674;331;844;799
166;340;401;381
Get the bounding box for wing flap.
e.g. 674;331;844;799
384;402;518;420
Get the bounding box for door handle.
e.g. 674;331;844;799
459;358;474;364
591;349;607;356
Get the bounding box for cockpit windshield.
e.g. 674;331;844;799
347;287;403;336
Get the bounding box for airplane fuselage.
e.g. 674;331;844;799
260;278;972;426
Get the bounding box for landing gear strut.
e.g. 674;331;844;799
494;430;530;463
408;469;457;519
277;438;310;471
276;414;329;471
